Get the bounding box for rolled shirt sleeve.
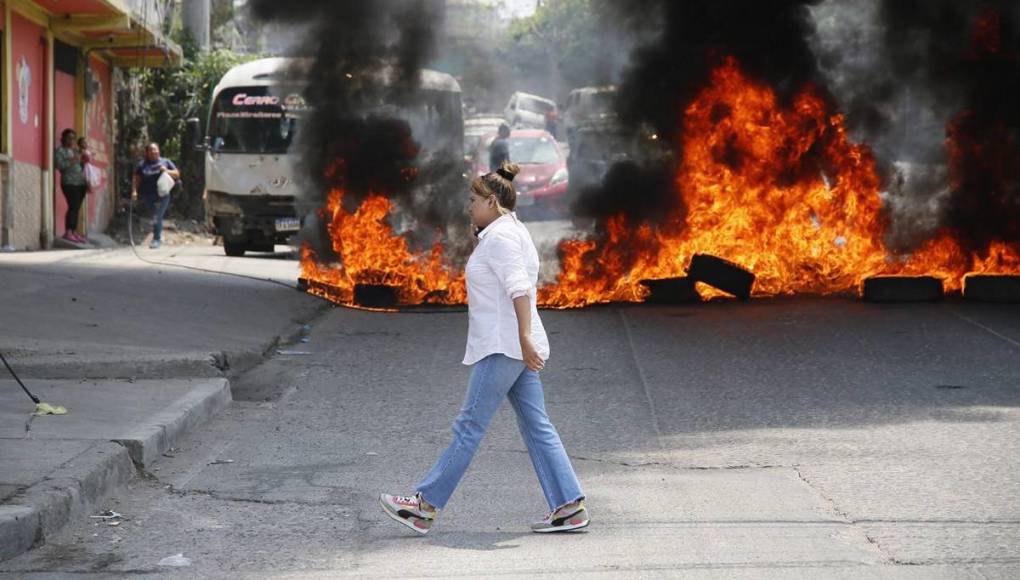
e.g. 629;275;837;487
463;213;549;365
485;231;533;300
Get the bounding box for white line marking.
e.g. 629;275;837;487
619;309;665;449
949;309;1020;350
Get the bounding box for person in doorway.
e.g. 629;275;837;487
489;123;511;172
379;162;588;535
54;128;88;244
131;143;180;249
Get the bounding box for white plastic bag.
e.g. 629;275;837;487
84;163;102;193
156;171;174;197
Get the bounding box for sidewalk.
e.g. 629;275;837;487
0;243;326;560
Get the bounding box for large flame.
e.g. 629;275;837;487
302;58;1018;308
539;58;1019;307
300;188;465;305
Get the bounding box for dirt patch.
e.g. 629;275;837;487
106;209;214;247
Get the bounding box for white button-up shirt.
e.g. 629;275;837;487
463;213;550;366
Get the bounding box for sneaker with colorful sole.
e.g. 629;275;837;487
531;500;590;533
379;492;436;535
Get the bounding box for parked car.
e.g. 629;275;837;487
463;115;505;161
563;86;617;147
472;129;568;220
504;92;558;131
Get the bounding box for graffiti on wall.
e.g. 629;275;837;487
85;70;111;192
17;56;32;125
85;62;114;228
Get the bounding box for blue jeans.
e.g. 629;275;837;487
143;193;170;241
416;354;584;511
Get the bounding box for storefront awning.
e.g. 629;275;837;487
26;0;182;67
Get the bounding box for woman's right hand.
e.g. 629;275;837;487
520;335;545;372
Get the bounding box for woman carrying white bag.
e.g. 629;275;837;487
131;142;180;250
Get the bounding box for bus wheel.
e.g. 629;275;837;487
224;240;247;257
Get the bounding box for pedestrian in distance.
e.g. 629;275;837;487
131;143;180;250
380;162;589;535
54;128;88;244
489;123;511;172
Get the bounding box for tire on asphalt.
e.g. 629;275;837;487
963;274;1020;303
224;241;246;257
354;284;399;309
687;254;756;300
640;277;702;304
861;276;944;302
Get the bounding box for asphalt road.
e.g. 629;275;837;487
2;289;1018;578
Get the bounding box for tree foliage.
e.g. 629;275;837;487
498;0;617;101
135;40;260;162
115;38;261;219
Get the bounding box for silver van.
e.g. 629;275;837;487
504;91;558;130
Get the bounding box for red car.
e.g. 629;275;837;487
472;129;569;219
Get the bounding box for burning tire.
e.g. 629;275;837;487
963;275;1020;303
354;284;399;309
862;276;944;302
687;254;756;300
639;278;701;304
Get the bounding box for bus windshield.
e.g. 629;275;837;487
209;86;306;154
209;82;462;156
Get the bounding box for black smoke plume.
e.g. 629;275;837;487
612;0;824;143
248;0;470;260
931;2;1020;253
812;0;1020;254
571;0;825;230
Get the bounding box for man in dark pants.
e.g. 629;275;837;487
489;123;511;172
131;143;180;249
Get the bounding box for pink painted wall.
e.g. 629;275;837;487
53;70;76;236
11;12;45;167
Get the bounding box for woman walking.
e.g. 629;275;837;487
131;143;180;249
379;163;588;535
54;128;88;244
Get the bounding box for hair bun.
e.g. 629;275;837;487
496;162;520;182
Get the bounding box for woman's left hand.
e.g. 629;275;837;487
520;336;545;372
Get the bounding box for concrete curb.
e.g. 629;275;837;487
115;378;233;468
0;442;133;561
0;379;233;562
7;354;224;380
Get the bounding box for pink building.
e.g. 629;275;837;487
0;0;181;250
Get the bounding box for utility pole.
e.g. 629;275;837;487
183;0;211;51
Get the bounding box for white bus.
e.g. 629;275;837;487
198;57;463;256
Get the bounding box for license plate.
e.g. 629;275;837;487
274;217;300;232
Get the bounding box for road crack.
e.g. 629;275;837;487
791;466;902;565
165;485;347;507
